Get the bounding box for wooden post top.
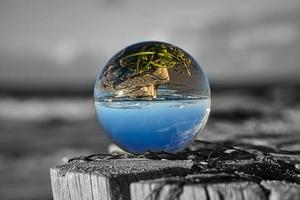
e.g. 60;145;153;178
50;141;300;200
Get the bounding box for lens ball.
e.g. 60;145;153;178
94;41;210;154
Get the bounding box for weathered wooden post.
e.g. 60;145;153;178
50;157;192;200
50;141;300;200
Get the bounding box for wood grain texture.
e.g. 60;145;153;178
261;180;300;200
50;159;192;200
130;179;268;200
50;140;300;200
130;174;268;200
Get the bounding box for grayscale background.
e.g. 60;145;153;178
0;0;300;199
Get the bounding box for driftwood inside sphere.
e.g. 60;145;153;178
100;61;170;99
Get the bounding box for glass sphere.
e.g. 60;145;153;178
94;41;210;154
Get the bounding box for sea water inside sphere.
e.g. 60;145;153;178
94;41;210;154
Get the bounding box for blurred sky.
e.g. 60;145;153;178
0;0;300;91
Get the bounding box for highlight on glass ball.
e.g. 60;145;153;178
94;41;211;154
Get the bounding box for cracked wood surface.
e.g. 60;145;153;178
50;159;192;200
50;140;300;200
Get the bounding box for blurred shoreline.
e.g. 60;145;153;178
1;82;300;97
1;86;300;200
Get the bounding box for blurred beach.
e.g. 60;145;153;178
1;87;300;199
0;96;109;199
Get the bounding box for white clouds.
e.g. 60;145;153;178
230;24;300;50
50;39;80;65
0;0;300;87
